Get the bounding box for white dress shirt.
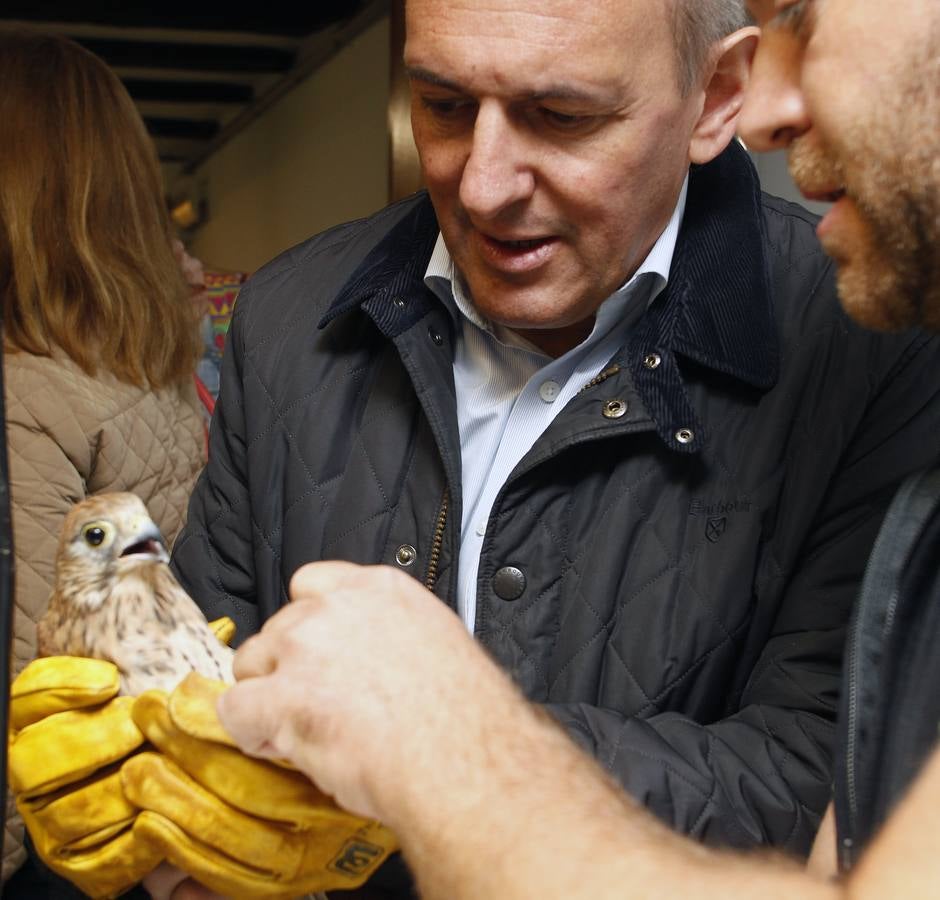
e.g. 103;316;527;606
423;178;688;632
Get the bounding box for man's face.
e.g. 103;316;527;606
741;0;940;332
404;0;708;353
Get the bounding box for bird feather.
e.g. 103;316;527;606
38;492;234;695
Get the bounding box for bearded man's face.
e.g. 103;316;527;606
742;0;940;331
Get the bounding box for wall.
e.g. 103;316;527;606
183;18;823;276
187;16;390;273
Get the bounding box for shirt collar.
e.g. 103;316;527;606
320;142;775;392
424;176;688;353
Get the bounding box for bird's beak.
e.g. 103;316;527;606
119;519;170;564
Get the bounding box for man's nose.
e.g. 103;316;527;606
738;28;811;151
459;101;535;219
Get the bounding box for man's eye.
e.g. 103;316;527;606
419;96;473;118
539;108;596;133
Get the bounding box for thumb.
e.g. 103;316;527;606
216;678;286;760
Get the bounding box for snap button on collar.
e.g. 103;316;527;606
602;399;628;419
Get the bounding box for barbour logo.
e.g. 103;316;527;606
690;497;750;543
689;498;751;517
328;839;385;877
705;516;727;543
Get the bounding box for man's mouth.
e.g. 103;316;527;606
473;231;559;274
799;185;847;204
486;235;554;250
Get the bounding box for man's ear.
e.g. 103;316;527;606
689;26;760;165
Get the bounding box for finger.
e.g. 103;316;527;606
287;559;375;601
143;862;190;900
215;677;286;758
171;877;228;900
230;630;279;681
231;594;328;680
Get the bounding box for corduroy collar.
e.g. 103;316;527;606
654;139;777;390
320;140;776;390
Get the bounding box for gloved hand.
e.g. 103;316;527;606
7;616;239;899
7;656;161;899
124;673;398;899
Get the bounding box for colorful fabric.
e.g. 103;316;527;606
195;270;248;417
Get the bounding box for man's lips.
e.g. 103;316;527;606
811;190;854;242
474;231;559;273
798;185;847;204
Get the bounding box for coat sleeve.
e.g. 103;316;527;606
3;368;89;883
171;296;264;645
545;329;940;856
4;382;88;678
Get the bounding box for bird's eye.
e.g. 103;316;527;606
81;522;112;547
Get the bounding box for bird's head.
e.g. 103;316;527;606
55;493;170;605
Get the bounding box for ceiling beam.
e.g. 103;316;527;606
0;5;366;36
179;0;388;174
73;37;296;73
123;78;254;104
144;116;220;141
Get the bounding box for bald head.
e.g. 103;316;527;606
404;0;751;95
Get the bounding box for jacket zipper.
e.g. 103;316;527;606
424;490;448;591
423;362;617;594
842;573;901;872
841;593;862;872
841;473;922;872
577;364;621;394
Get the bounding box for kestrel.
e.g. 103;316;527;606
38;492;234;695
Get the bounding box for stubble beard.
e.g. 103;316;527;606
789;48;940;334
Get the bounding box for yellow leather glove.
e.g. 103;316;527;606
124;673;398;899
7;656;161;899
7;616;239;899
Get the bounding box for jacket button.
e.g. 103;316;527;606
428;327;443;346
675;428;695;444
395;544;417;567
493;566;526;601
602;399;628;419
393;296;407;309
643;353;662;370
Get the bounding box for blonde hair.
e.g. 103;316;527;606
0;31;201;389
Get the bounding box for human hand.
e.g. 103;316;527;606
141;861;227;900
7;656;163;898
172;238;205;291
172;238;209;313
807;801;838;880
216;561;518;824
123;675;396;899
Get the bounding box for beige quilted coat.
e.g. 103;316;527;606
2;348;206;880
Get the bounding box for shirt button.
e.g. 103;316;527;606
539;380;560;403
493;566;526;601
475;520;487;537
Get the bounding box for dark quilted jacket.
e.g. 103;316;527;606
173;144;940;855
835;467;940;871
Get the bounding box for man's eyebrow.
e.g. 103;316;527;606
405;66;463;91
405;66;615;105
